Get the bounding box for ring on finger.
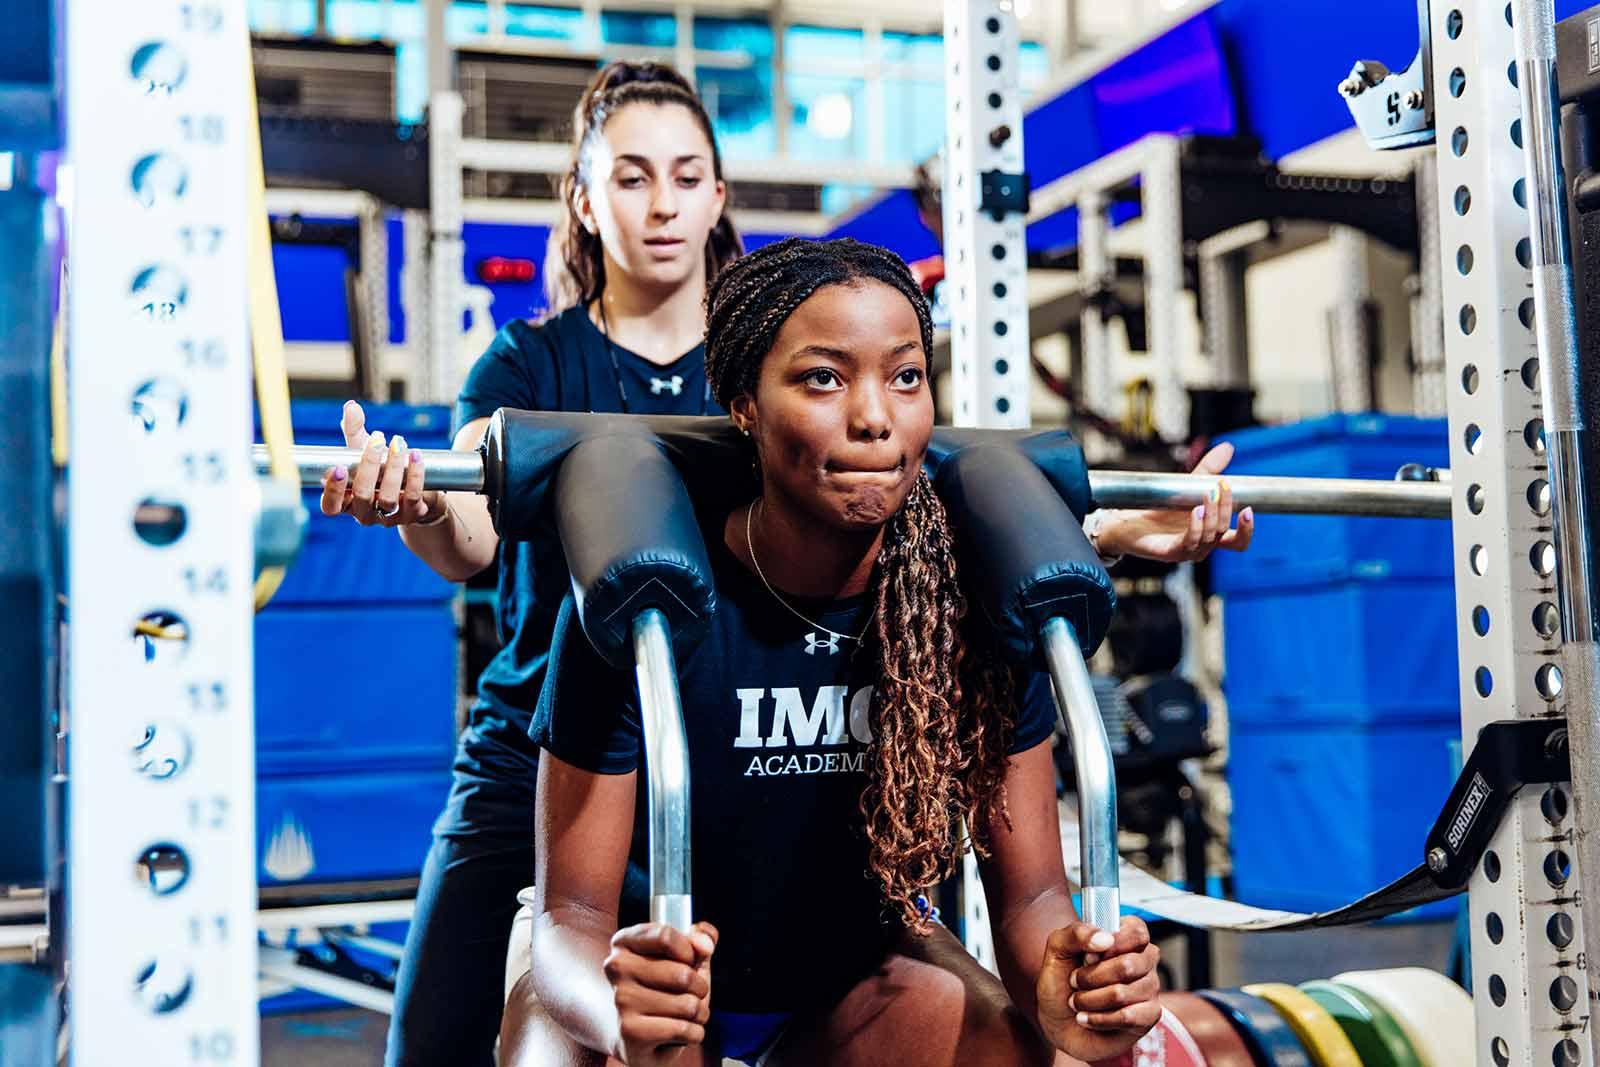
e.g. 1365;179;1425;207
375;498;401;521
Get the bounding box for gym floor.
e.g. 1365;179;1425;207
260;920;1458;1064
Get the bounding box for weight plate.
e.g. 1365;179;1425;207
1299;980;1424;1067
1164;991;1256;1067
1332;969;1474;1067
1242;983;1362;1067
1101;1007;1207;1067
1198;988;1315;1067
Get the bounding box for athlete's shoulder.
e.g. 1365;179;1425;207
511;304;594;351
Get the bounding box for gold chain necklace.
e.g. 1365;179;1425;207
744;501;873;644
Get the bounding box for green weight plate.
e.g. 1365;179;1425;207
1300;980;1424;1067
1333;969;1474;1067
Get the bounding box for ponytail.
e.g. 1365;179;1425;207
543;60;743;312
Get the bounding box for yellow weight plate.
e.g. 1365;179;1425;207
1244;983;1363;1067
1333;968;1474;1067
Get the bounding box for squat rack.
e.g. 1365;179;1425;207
24;2;1600;1066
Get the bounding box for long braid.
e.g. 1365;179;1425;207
705;238;1018;929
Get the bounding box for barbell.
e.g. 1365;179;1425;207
252;444;1453;519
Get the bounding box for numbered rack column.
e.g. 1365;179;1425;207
1430;1;1589;1064
67;2;260;1063
942;0;1031;430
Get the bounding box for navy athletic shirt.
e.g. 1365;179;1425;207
531;531;1057;1014
441;304;720;839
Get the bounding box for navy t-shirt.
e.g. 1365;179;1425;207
531;530;1057;1013
441;304;719;839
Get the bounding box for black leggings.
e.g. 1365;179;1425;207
385;833;533;1067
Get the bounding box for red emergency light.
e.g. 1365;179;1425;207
477;256;536;284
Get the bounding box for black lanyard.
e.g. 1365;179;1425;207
596;303;712;415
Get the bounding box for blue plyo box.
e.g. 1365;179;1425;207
1220;580;1461;719
264;401;457;607
1208;414;1460;721
1228;718;1460;921
257;767;453;886
254;604;458;776
1210;414;1452;594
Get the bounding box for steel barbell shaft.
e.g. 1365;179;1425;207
254;444;1453;518
1087;470;1452;518
257;444;487;492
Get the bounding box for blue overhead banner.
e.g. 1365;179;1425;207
832;0;1594;259
833;11;1236;256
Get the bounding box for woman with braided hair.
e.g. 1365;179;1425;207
315;59;742;1065
506;237;1253;1067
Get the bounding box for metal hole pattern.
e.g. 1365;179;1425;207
1536;662;1564;701
1526;417;1546;453
1485;849;1502;882
1545;850;1571;887
1534;601;1560;638
1549;912;1576;949
1542;783;1568;825
1528;479;1551;516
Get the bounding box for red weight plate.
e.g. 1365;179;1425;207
1099;1008;1207;1067
1164;992;1256;1067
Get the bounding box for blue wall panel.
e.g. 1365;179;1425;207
275;215;808;345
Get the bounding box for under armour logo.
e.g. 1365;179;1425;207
805;632;841;656
650;376;685;396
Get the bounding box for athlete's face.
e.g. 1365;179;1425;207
732;280;934;532
577;102;726;293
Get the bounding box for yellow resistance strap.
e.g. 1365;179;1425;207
241;33;298;612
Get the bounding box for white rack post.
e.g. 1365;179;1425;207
67;1;260;1062
1431;2;1590;1064
944;0;1031;969
942;0;1031;431
425;89;468;405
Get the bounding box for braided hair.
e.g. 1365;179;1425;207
706;237;1018;930
543;60;744;311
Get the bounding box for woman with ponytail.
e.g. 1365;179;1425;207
315;60;742;1066
511;237;1252;1066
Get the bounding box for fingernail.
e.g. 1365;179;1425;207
368;431;385;452
1090;932;1114;951
409;449;422;465
332;467;347;482
392;434;407;455
1193;505;1205;518
1069;971;1080;990
1243;507;1254;521
1210;483;1221;504
1067;994;1077;1011
1076;1013;1089;1027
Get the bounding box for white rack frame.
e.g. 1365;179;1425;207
1028;134;1188;441
941;0;1031;430
67;0;260;1062
1431;1;1586;1063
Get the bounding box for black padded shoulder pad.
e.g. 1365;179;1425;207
931;440;1115;661
481;410;719;667
482;410;1108;663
